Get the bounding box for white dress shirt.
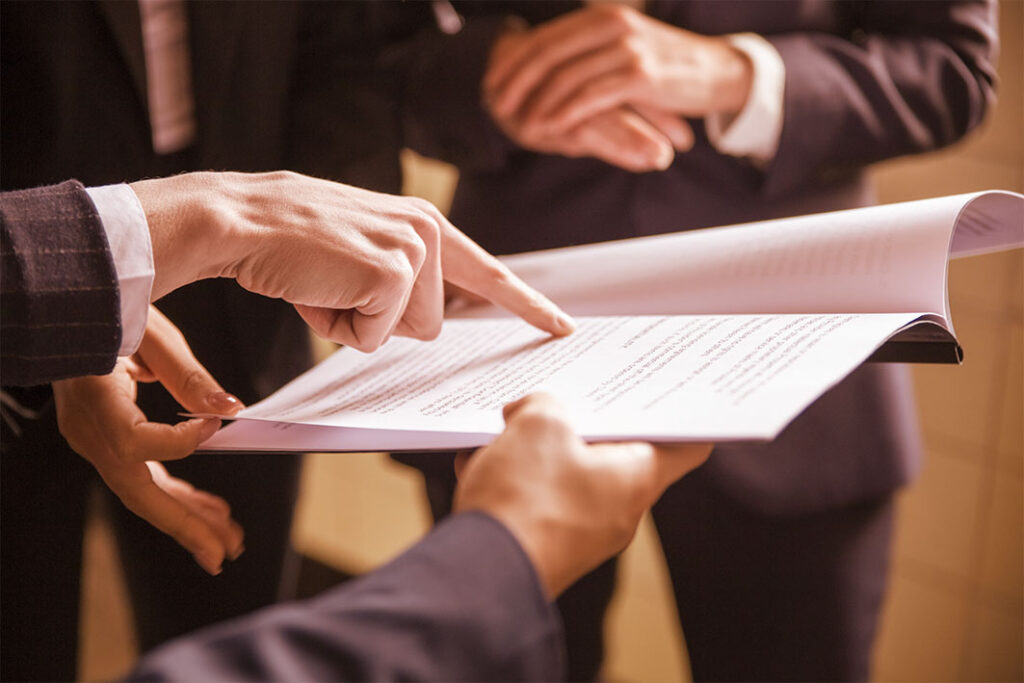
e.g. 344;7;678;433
705;33;786;163
85;185;154;357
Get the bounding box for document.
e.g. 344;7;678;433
201;190;1023;452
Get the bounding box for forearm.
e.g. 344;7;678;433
130;511;564;682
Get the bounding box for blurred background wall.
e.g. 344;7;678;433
80;2;1022;680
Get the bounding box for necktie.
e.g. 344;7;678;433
138;0;196;155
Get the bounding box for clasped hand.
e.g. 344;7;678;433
482;4;752;172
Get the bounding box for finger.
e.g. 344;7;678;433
444;281;489;307
297;295;412;352
488;8;634;119
392;209;445;341
520;42;634;132
631;104;695;152
545;70;644;135
574;108;674;172
137;307;243;415
101;463;232;575
119;417;222;462
147;462;245;560
299;240;424;352
453;451;472;480
437;222;576;337
649;443;713;491
502;391;569;424
123;356;158;383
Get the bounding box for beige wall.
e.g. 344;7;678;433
80;3;1022;680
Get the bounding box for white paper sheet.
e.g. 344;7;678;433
201;191;1022;452
203;313;921;451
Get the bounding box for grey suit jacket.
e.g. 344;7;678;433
398;0;998;515
131;512;563;682
0;181;121;385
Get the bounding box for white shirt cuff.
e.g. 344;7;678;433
86;184;154;356
705;32;786;164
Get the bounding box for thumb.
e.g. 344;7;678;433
650;443;713;494
135;307;243;416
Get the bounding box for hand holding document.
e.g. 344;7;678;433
201;191;1023;452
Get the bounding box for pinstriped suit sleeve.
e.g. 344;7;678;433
1;180;122;386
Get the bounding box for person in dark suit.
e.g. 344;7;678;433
0;2;425;678
392;1;999;680
2;178;709;682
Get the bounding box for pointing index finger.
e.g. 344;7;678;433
438;220;575;337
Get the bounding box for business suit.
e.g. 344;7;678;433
395;1;998;679
0;182;564;682
0;3;408;679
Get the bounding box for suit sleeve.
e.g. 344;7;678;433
762;0;998;196
0;180;121;386
129;511;565;682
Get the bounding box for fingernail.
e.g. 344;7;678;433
206;391;242;414
654;146;674;170
196;551;222;575
555;311;577;335
229;544;246;562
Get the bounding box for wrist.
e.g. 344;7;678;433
130;173;244;300
711;41;754;115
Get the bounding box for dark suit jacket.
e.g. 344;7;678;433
1;0;412;404
131;512;562;682
0;2;427;665
399;0;998;515
0;181;121;385
0;182;564;683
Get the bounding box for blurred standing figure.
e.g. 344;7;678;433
0;2;407;679
394;1;998;680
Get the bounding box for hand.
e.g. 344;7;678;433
485;5;751;139
52;306;245;575
131;171;575;353
485;25;693;172
453;393;711;598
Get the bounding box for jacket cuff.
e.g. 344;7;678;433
1;180;121;386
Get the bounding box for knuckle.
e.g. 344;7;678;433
169;507;201;542
482;260;515;290
179;368;209;397
514;407;563;436
381;252;417;295
404;226;430;269
601;3;632;27
415;317;444;342
406;195;437;215
266;169;298;183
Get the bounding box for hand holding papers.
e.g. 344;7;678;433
453;393;711;598
202;191;1023;452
